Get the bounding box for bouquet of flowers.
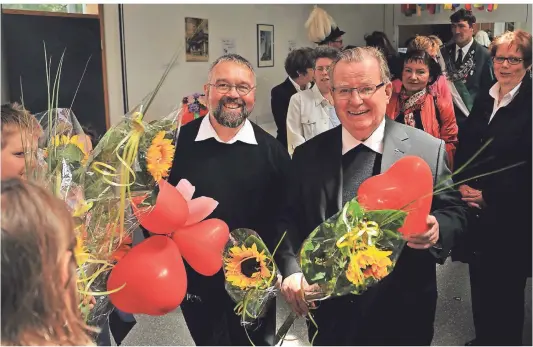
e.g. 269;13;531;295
223;229;282;328
299;200;407;299
181;93;208;125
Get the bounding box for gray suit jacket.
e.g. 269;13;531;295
277;117;468;287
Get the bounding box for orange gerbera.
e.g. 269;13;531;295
346;246;393;286
146;131;175;182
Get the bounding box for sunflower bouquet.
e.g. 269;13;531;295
31;107;90;213
298;198;407;299
223;228;281;327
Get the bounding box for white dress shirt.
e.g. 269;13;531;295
289;76;312;92
286;84;340;156
195;113;258;145
455;38;474;62
488;81;522;123
342;117;385;155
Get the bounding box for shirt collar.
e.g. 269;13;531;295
457;38;474;56
311;84;332;107
342;117;385;155
195;113;258;145
489;81;522;103
289;76;311;92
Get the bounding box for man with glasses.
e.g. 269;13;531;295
286;46;339;156
278;47;467;345
167;53;290;346
442;8;494;130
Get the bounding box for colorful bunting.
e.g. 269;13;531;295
401;4;499;16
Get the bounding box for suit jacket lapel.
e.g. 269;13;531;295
320;126;343;217
381;118;411;173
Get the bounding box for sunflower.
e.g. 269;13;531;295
346;246;393;286
146;131;175;182
225;243;272;289
51;134;89;162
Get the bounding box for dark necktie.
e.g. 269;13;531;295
455;48;463;70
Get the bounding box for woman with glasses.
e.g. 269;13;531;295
386;49;459;169
286;47;339;156
453;30;532;346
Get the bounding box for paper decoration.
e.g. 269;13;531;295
401;4;498;16
221;38;236;55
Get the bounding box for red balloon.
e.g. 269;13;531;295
107;236;187;315
172;218;229;276
357;156;434;236
132;179;189;235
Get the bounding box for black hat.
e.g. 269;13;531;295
317;27;345;45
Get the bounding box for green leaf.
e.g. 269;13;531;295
365;209;407;231
60;143;84;163
311;272;326;281
345;199;364;221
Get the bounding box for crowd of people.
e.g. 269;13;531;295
1;7;531;347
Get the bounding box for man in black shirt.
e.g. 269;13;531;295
168;54;291;346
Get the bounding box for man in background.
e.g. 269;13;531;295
441;8;494;130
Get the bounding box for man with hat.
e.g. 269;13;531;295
305;6;345;50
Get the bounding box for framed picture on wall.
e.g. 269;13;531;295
257;24;274;67
185;17;209;62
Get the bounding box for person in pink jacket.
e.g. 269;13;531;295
386;49;459;169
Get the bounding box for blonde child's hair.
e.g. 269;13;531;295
1;102;41;148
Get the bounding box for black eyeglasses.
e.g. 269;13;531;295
208;82;255;96
493;56;524;65
332;82;385;100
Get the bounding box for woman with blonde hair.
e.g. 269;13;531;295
1;178;94;346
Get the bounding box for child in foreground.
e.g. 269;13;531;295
1;178;95;345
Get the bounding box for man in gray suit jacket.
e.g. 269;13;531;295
277;47;468;345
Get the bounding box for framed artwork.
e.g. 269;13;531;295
185;17;209;62
257;24;274;67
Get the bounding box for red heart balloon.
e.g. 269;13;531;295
107;236;187;315
357;156;433;236
132;179;189;235
172;218;229;276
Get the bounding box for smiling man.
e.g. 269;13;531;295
278;47;468;345
167;54;290;346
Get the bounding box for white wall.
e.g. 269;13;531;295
393;4;529;25
320;4;386;47
103;4;388;135
120;4;318;135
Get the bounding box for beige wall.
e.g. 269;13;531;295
101;4;388;135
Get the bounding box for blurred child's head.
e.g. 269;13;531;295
1;178;93;345
1;103;41;180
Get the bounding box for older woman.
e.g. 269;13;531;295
286;46;339;156
454;30;532;346
386;49;458;168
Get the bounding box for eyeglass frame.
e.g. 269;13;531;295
331;82;385;100
314;65;332;72
207;82;256;96
493;56;524;65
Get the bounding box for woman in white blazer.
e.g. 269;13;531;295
286;47;340;155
